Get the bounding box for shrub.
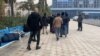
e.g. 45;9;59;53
0;16;27;29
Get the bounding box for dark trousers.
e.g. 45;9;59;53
33;34;36;40
50;23;52;32
28;31;40;46
0;40;1;46
67;23;69;34
78;22;82;31
50;23;54;33
60;25;64;36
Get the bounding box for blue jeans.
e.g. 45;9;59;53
55;27;61;39
64;25;68;37
60;24;68;37
60;25;64;36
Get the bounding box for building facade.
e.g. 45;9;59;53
51;0;100;18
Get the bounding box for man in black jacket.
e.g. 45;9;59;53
42;13;48;34
77;14;83;31
60;12;70;37
49;15;55;33
65;12;70;34
27;8;43;50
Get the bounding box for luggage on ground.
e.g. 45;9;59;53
1;33;19;43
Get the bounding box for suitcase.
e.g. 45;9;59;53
51;27;55;33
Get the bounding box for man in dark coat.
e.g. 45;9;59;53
27;8;43;50
65;12;70;34
41;13;48;34
49;15;55;33
60;12;65;37
77;14;83;31
60;12;70;37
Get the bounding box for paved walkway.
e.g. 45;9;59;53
0;21;100;56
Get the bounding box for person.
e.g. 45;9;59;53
26;8;43;50
60;12;65;37
60;12;70;37
65;12;70;35
49;15;55;33
77;14;83;31
53;13;63;41
42;13;48;34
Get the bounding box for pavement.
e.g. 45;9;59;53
0;21;100;56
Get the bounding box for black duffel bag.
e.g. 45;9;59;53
23;24;30;32
1;33;19;43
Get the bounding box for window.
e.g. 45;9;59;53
89;0;94;4
57;0;68;2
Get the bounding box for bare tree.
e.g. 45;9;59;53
0;0;5;19
38;0;51;16
18;0;35;11
4;0;16;17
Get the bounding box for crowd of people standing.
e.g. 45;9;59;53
52;12;70;41
24;8;83;50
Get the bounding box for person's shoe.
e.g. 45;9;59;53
57;38;59;41
42;32;44;34
77;29;79;31
80;30;82;31
60;35;62;37
27;46;31;50
32;39;37;42
80;29;82;31
46;32;48;34
36;46;41;50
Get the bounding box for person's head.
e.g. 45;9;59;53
65;12;68;16
57;13;60;16
61;12;65;16
34;8;39;13
51;14;53;16
79;14;82;17
43;13;46;16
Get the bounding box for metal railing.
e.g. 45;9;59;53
83;18;100;27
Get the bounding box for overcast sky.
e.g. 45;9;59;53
17;0;52;6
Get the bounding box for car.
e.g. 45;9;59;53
73;16;78;21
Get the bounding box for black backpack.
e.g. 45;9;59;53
23;24;30;32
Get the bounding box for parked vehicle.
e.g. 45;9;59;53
73;16;78;21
